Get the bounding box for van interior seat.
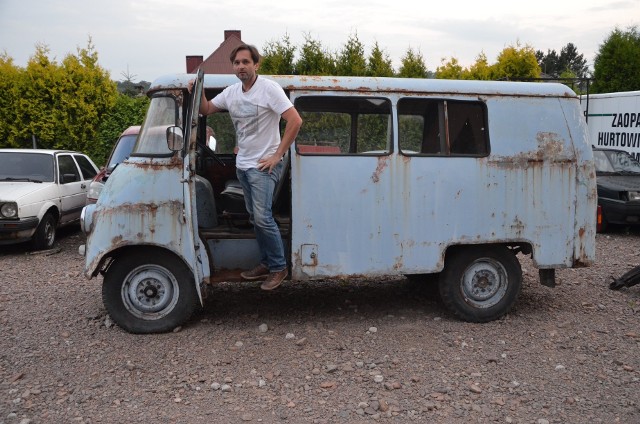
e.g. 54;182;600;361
220;151;290;225
195;174;218;229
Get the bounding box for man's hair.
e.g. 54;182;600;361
230;44;261;64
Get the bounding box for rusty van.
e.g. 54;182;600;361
79;72;596;333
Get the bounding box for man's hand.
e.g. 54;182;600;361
257;154;282;173
187;79;195;93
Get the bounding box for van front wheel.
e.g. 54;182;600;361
439;246;522;323
102;251;198;334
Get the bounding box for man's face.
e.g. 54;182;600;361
232;49;258;83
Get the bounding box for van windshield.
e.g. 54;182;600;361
132;91;183;156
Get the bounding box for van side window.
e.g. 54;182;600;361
398;98;489;156
294;96;392;155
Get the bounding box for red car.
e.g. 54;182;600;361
86;126;140;204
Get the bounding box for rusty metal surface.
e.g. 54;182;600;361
288;92;595;280
83;157;197;278
148;74;577;99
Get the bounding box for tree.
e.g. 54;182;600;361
536;48;559;76
260;33;296;75
558;43;588;79
592;26;640;93
491;42;541;80
397;47;428;78
55;39;118;154
536;43;588;78
335;32;367;76
95;94;149;166
465;52;492;80
0;39;118;162
0;53;22;147
435;57;463;79
366;41;394;77
294;34;336;75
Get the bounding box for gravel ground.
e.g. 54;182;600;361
1;227;639;424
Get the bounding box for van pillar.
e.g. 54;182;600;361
539;269;556;288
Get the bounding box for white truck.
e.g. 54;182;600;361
581;91;640;160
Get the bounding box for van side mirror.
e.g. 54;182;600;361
166;126;184;151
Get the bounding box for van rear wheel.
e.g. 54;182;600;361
439;246;522;323
102;250;198;334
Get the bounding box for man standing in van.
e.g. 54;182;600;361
193;44;302;291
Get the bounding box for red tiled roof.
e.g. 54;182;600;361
190;30;244;74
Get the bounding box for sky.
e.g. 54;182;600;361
1;0;639;82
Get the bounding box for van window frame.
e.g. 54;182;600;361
131;91;184;158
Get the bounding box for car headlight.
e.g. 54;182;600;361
629;191;640;201
0;202;18;218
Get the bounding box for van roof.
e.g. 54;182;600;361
149;74;578;98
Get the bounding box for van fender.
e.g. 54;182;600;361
86;243;205;305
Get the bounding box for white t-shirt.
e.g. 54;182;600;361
212;76;293;170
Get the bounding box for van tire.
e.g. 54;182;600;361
102;250;198;334
31;212;56;250
439;246;522;323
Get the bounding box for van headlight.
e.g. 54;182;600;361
0;202;18;218
80;204;96;234
629;191;640;201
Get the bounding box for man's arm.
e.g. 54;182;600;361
257;106;303;172
199;93;223;116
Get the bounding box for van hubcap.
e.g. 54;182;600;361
461;259;508;308
122;265;179;318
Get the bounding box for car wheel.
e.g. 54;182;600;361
31;212;56;250
439;246;522;323
102;250;198;334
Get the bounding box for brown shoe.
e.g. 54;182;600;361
260;269;288;291
241;264;269;280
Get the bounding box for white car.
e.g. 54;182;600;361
0;149;99;250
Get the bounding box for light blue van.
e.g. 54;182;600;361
80;72;596;333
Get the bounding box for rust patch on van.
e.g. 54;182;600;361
488;132;572;169
371;156;389;183
131;155;182;171
535;132;565;158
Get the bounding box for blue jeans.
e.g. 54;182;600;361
236;161;286;272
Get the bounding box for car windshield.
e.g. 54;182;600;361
133;91;183;156
107;134;138;170
0;152;54;182
594;150;640;174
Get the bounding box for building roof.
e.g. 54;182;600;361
187;30;244;74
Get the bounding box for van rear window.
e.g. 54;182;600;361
398;98;489;156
